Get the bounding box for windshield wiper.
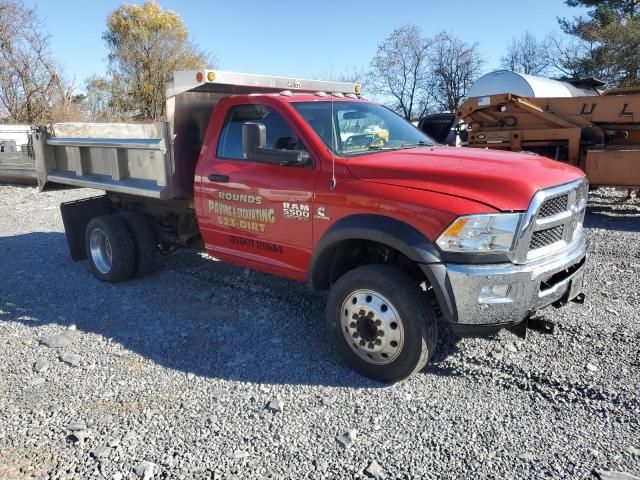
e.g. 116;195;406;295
367;145;400;151
400;141;430;149
367;145;402;150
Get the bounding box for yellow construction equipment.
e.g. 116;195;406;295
456;76;640;187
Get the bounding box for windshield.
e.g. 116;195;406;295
292;101;435;156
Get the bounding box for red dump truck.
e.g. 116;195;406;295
33;70;589;382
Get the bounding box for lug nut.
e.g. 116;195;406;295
359;340;365;347
375;339;382;345
375;319;382;326
377;330;384;337
368;343;374;349
367;311;374;318
350;322;356;328
359;309;365;316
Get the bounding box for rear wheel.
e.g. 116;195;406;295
118;212;156;278
326;264;438;383
85;215;135;283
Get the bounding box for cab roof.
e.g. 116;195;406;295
166;69;362;99
245;92;369;104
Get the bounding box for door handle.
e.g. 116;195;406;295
208;173;229;183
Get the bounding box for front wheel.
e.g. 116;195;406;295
326;264;438;383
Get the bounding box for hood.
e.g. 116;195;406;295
346;146;585;211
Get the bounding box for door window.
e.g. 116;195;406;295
217;104;306;160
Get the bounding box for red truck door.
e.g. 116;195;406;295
197;102;318;281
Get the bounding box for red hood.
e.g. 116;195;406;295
346;146;585;211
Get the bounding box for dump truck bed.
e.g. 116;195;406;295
34;122;173;199
33;70;361;200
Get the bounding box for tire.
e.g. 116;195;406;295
85;215;135;283
118;212;156;278
326;264;438;383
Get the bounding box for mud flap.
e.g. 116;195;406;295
60;195;113;261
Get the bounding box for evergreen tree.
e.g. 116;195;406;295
560;0;640;86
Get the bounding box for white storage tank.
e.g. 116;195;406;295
467;70;599;98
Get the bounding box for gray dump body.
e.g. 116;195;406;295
33;70;360;200
34;122;172;198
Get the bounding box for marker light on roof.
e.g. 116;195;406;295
195;72;203;82
354;84;362;94
279;90;293;97
207;71;216;82
332;92;344;98
315;92;328;97
345;93;358;99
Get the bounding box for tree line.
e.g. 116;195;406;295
0;0;637;125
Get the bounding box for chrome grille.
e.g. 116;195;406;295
530;225;564;250
512;178;588;264
538;195;568;218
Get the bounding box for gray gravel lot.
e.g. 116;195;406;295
0;184;638;480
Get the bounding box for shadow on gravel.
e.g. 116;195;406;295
0;232;399;388
585;195;640;233
422;327;465;377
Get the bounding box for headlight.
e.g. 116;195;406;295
436;213;523;254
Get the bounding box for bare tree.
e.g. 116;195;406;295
314;66;367;87
501;32;551;75
332;66;367;85
0;0;73;123
368;25;432;120
429;32;484;112
543;32;594;78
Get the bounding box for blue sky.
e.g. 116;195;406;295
27;0;585;91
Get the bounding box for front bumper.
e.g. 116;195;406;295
423;235;588;335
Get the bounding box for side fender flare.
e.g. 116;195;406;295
309;214;441;288
308;214;457;322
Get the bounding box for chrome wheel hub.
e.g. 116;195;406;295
89;228;112;274
340;289;405;365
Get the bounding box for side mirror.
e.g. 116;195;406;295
242;121;311;167
242;122;266;159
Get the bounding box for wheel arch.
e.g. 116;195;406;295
309;214;458;323
308;214;441;290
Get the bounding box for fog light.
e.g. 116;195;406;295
478;284;512;304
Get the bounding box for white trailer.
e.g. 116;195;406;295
0;124;36;184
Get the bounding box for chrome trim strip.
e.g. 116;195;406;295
47;137;166;152
449;233;587;279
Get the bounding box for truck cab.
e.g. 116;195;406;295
33;70;589;382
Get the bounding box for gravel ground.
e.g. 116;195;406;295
0;184;638;480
